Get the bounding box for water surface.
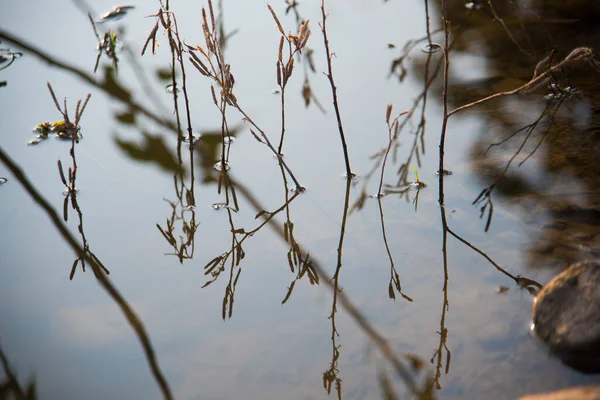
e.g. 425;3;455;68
2;0;600;399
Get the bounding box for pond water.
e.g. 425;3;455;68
2;0;600;399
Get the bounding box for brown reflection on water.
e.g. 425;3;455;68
417;0;600;272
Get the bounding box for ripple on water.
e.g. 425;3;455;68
212;203;236;212
421;43;442;54
165;84;180;94
290;186;306;193
213;161;231;171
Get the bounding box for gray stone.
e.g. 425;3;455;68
532;260;600;373
519;385;600;400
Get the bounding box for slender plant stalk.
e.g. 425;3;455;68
324;177;352;396
434;201;451;391
269;10;309;154
448;47;597;117
236;107;304;190
320;0;353;178
184;1;305;190
222;175;425;396
267;4;311;160
438;0;451;206
432;4;452;394
278;82;287;155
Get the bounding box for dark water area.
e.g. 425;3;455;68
2;0;600;399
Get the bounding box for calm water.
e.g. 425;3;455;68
2;0;600;399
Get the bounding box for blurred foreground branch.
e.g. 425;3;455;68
0;147;174;400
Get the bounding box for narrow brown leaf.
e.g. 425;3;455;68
249;129;263;143
201;11;214;53
204;255;223;273
307;264;318;284
189;57;209;76
57;160;67;185
69;259;78;280
201;8;209;32
228;290;234;318
75;93;91;125
278;36;284;62
386;104;392;124
63;196;69;222
302;80;311;107
267;4;286;35
210;85;218;106
282;281;296;304
156;223;176;246
300;26;311;49
287;57;294;79
298;21;306;42
255;210;267;219
75;99;82;122
208;0;216;31
287;250;295;272
233;267;241;287
189;50;210;72
141;20;159;56
222;294;228;320
306;48;316;72
46;82;62;113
